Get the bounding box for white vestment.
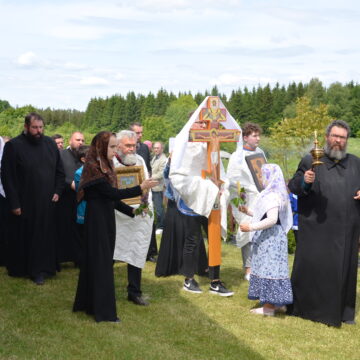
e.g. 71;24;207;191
227;146;266;248
170;96;241;238
113;155;153;269
170;139;231;239
170;142;219;218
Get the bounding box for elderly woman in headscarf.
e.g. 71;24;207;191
73;131;157;323
239;163;293;316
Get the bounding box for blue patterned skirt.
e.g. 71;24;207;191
248;225;293;306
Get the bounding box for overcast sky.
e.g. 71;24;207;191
0;0;359;111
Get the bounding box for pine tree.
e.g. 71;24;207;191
305;78;325;105
141;93;156;119
155;88;171;116
111;95;126;131
100;96;116;129
124;92;140;126
211;85;219;96
194;92;205;105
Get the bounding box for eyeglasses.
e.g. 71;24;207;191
329;134;347;140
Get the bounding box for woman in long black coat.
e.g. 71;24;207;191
73;131;156;322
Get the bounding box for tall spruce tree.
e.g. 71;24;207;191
141;93;156;119
124;91;140;125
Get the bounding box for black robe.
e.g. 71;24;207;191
1;133;65;278
56;148;82;264
73;180;142;322
288;153;360;326
136;142;151;175
155;199;208;277
0;194;9;266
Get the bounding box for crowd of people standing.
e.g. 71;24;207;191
0;104;359;327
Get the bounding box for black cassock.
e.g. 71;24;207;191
73;180;142;322
288;153;360;326
56;148;82;264
155;200;208;277
1;134;65;278
136;142;151;175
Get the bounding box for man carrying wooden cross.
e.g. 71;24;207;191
170;96;241;295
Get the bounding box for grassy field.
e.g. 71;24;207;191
0;240;359;360
1;138;359;359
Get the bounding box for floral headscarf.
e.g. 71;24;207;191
251;163;292;237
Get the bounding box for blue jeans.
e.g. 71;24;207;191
152;191;164;229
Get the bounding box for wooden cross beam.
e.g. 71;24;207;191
189;96;240;267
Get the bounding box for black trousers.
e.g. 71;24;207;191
146;223;158;258
182;214;220;280
127;264;142;297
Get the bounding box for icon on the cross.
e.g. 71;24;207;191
200;96;227;125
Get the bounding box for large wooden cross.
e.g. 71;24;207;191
189;96;240;267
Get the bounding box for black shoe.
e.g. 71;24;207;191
183;278;202;293
209;280;234;297
147;256;157;263
32;274;45;285
228;234;237;246
110;317;121;323
128;295;149;306
343;320;356;325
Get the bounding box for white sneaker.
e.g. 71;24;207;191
155;229;163;235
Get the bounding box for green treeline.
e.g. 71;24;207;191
1;78;360;143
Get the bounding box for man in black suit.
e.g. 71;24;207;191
130;122;151;175
56;132;85;266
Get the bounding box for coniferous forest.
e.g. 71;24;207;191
1;78;360;142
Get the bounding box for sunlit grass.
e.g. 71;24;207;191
1;240;359;360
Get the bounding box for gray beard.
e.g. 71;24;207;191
118;152;137;166
324;143;347;161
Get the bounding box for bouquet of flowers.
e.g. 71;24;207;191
134;192;153;218
231;181;246;208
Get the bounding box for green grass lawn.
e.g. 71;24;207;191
1;241;359;360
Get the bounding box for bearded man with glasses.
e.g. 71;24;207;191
288;120;360;327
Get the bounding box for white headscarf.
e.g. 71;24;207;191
251;164;292;236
